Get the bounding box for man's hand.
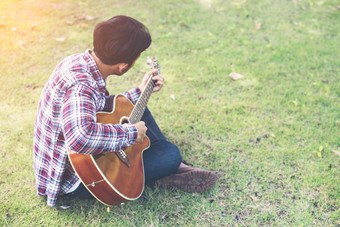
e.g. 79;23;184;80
134;121;147;143
139;69;164;93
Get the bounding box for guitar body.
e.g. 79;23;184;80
68;94;150;206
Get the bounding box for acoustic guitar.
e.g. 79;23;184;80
67;57;160;206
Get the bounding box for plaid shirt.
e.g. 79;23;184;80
33;50;141;207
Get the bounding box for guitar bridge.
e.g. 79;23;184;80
116;150;131;168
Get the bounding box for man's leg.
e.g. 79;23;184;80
66;183;92;199
140;107;182;183
141;107;217;192
143;140;182;183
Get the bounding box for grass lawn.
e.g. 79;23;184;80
0;0;339;226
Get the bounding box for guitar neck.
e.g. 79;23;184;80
129;57;160;124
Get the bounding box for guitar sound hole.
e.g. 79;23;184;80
122;119;129;124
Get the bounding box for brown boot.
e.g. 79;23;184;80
155;162;218;193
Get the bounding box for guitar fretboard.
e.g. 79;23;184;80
129;57;160;124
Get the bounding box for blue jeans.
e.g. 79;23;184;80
66;107;182;199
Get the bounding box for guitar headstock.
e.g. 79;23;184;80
147;56;161;74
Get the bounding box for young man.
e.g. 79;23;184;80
33;15;217;207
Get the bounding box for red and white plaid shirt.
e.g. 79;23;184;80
33;50;140;207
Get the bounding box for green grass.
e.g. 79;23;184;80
0;0;339;226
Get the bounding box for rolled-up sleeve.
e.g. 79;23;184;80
124;87;141;104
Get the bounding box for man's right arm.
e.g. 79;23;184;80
61;84;139;155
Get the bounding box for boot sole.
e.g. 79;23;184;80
155;169;218;193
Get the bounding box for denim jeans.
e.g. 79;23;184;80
66;107;182;199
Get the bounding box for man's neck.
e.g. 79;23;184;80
90;51;115;80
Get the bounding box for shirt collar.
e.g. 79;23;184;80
83;50;109;95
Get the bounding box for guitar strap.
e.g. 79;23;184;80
103;95;115;112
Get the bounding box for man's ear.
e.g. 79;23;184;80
117;63;129;74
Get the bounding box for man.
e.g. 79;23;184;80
33;15;217;207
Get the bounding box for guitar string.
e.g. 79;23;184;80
129;63;159;124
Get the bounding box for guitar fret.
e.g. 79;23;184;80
129;56;160;124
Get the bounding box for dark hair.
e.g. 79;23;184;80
93;15;152;66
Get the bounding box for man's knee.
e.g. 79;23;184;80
165;142;182;170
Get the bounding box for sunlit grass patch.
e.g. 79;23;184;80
0;0;339;226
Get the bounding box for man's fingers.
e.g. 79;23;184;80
152;75;164;92
134;121;147;143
